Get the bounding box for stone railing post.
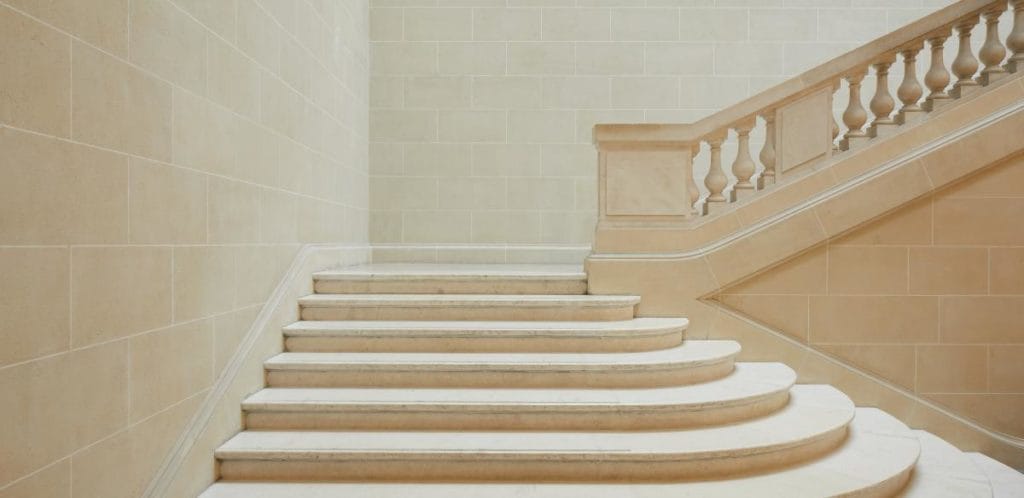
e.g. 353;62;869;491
592;125;699;253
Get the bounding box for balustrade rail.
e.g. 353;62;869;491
594;0;1024;221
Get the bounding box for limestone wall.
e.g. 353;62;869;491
0;0;369;496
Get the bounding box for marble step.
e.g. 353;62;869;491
967;452;1024;498
283;317;688;353
244;362;795;431
314;264;588;295
217;385;854;483
298;294;641;321
201;407;917;497
264;340;741;388
897;430;991;497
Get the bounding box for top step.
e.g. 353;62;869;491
314;264;587;295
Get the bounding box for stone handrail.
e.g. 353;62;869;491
594;0;1023;251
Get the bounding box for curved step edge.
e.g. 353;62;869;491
244;362;795;431
897;430;992;497
202;408;918;498
264;340;741;388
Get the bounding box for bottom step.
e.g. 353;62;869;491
968;452;1024;498
201;408;917;498
897;431;991;497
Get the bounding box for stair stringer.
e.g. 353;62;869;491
700;298;1024;470
586;91;1024;468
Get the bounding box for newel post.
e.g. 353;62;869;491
592;124;699;254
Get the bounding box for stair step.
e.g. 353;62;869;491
217;385;853;482
314;264;587;295
967;452;1024;498
283;317;688;353
897;430;991;497
204;407;916;497
264;340;741;388
244;362;794;431
298;294;641;322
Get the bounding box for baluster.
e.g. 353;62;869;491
1008;0;1024;72
758;112;776;189
979;5;1009;84
951;16;980;98
704;132;728;205
924;33;951;110
869;57;897;138
831;81;840;151
831;114;840;151
897;45;926;124
688;147;704;216
841;69;868;150
730;118;756;201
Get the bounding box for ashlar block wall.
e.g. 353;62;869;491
0;0;369;496
719;153;1024;439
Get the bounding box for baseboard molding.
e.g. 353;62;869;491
371;244;592;264
141;244;370;498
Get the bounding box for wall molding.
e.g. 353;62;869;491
141;243;370;498
371;243;592;264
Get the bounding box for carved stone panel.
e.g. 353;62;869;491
777;88;833;174
604;149;691;217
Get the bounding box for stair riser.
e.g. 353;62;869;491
284;331;683;353
300;305;637;322
870;467;917;498
218;426;847;482
244;392;789;431
315;279;588;295
266;361;735;389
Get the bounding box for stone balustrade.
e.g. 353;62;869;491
593;0;1023;231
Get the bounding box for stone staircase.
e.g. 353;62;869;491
199;264;1024;497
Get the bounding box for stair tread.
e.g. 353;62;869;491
244;362;794;411
897;430;991;497
204;406;914;497
298;294;641;307
315;264;586;280
283;317;688;337
218;385;850;459
967;452;1024;498
265;340;740;370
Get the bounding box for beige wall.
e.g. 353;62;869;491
719;152;1024;439
367;0;960;248
0;0;369;496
